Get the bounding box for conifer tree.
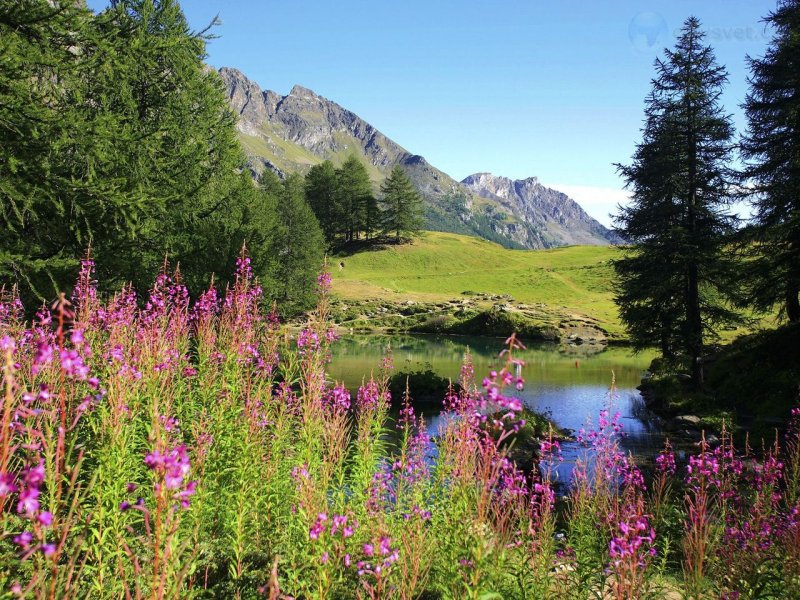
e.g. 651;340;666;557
304;160;338;244
270;174;325;314
87;0;256;294
0;0;273;300
0;0;135;302
380;165;424;241
740;0;800;322
614;17;741;386
335;155;374;242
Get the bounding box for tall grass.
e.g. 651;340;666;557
1;256;799;598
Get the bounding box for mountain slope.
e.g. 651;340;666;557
462;173;622;246
219;67;618;249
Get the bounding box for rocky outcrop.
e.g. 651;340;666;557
462;173;621;246
218;66;619;249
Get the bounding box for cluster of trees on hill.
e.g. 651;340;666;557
305;158;424;246
0;0;424;315
615;4;800;386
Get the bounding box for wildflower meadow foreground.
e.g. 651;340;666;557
1;257;799;599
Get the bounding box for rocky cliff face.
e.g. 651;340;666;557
219;66;618;249
461;173;620;246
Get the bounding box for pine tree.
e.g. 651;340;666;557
379;165;424;241
304;160;338;244
0;0;139;303
335;155;374;242
740;0;800;323
87;0;257;294
614;17;741;386
0;0;269;300
270;174;325;315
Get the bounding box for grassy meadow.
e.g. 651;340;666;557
332;231;622;333
331;232;766;343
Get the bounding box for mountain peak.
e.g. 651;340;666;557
218;65;619;249
462;173;619;246
288;84;317;99
462;172;539;187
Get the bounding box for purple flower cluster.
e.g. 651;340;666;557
308;512;357;541
0;294;24;325
402;504;432;521
317;272;332;292
72;257;98;310
2;458;56;557
356;380;389;413
324;384;351;413
481;369;523;412
143;445;197;508
608;512;656;567
296;328;320;355
191;287;219;323
357;536;399;577
655;445;676;476
366;466;394;514
392;430;430;485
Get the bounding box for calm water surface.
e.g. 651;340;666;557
328;334;665;483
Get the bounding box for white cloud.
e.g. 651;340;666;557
548;184;632;228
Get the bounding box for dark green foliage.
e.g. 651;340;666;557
0;0;137;302
305;156;378;246
269;174;325;315
335;155;375;243
85;0;264;295
0;0;286;302
388;365;452;408
379;165;424;241
304;160;338;244
740;0;800;323
706;323;800;420
410;306;559;341
614;17;742;385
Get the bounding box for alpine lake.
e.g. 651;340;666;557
328;334;673;486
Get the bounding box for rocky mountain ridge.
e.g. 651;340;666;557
219;66;619;249
461;173;621;247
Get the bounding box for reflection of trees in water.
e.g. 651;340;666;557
336;334;642;360
331;335;653;388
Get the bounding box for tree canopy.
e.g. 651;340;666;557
379;165;424;241
614;17;742;385
0;0;319;312
740;0;800;323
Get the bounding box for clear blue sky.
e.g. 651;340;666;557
87;0;777;225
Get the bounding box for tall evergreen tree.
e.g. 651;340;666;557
87;0;257;294
270;174;325;315
0;0;271;300
740;0;800;322
379;166;424;241
304;160;338;244
614;17;741;386
0;0;143;303
335;155;374;242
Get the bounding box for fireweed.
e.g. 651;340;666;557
2;260;800;599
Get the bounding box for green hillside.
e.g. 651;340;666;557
331;231;624;338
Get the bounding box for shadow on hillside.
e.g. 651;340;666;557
330;235;414;257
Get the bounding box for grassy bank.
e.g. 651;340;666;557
642;323;800;435
331;231;624;340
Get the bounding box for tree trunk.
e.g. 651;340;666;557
685;70;703;389
787;281;800;323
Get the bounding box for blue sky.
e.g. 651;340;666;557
87;0;777;225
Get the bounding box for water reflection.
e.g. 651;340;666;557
328;334;663;483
